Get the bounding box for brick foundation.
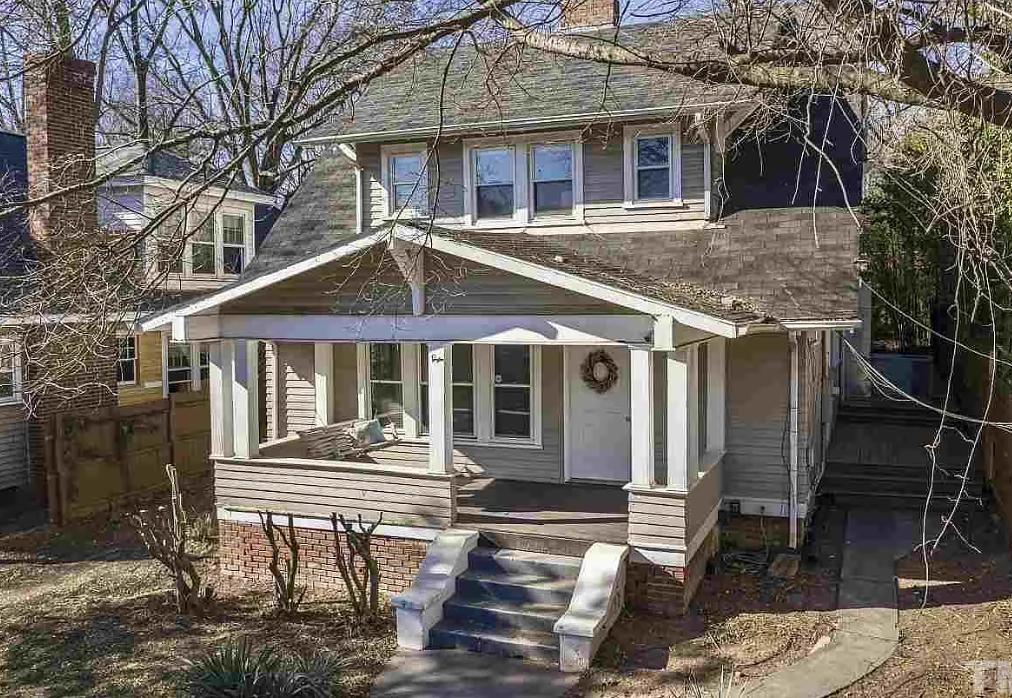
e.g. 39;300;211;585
626;525;720;616
218;519;429;595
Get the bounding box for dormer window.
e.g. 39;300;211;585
474;147;514;219
531;144;573;216
182;207;252;278
222;213;246;274
623;126;682;207
382;145;428;218
191;214;216;275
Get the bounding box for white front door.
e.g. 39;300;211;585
566;346;632;482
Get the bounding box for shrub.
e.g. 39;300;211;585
182;637;342;698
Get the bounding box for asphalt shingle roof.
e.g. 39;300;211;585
97;143;265;195
316;21;755;140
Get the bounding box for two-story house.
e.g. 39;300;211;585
0;58;275;498
97;143;275;406
142;4;863;671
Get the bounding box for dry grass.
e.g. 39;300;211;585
0;514;396;697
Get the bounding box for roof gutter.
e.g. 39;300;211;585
297;100;750;146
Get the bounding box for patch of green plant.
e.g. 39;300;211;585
181;636;343;697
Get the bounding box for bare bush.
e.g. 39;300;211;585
259;511;306;615
330;513;382;620
127;463;213;613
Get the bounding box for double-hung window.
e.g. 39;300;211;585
474;147;514;220
530;144;573;217
369;343;403;423
419;344;475;437
198;344;210;382
190;213;216;275
0;340;19;404
221;214;246;274
116;336;138;385
157;207;185;274
167;343;193;393
624;127;682;205
492;345;532;439
387;152;428;216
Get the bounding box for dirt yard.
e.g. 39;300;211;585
0;509;396;697
568;507;847;696
840;508;1012;697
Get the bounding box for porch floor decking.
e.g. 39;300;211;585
455;478;628;546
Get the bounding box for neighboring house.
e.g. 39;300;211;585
97;144;275;406
143;2;863;668
0;58;275;497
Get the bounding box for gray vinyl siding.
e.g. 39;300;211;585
275;342;316;435
0;404;27;490
265;342;276;440
425;253;626;315
723;333;793;503
359;124;710;232
332;343;359;420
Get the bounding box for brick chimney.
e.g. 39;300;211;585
23;54;97;251
560;0;620;30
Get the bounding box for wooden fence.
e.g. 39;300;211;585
45;390;211;524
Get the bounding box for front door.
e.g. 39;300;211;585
566;346;632;482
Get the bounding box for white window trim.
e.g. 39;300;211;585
417;343;477;440
357;342;542;448
166;341;195;393
182;205;255;279
380;143;430;220
462;133;584;228
116;335;138;386
0;339;22;406
623;124;683;208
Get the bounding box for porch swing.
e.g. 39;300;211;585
296;411;402;461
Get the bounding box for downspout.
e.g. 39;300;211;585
788;330;800;549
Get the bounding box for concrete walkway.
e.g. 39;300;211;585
745;508;912;698
370;649;580;698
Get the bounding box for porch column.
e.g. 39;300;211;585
706;338;726;454
208;341;233;458
666;349;691;490
426;343;454;474
231;339;260;458
313;342;334;426
629;345;655;487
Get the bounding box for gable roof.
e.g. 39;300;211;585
310;21;755;142
140;148;859;333
97;142;269;197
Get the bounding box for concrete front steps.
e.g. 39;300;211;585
428;547;581;664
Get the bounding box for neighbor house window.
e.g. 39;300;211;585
167;343;193;393
190;213;216;275
222;214;246;274
624;127;682;205
387;152;428;215
474;147;514;219
419;344;475;436
0;341;19;404
493;345;532;438
697;342;708;457
116;336;138;385
157;208;185;274
530;144;573;216
369;343;403;422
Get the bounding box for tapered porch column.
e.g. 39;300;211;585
208;340;233;458
629;345;655;487
313;342;335;426
427;343;454;474
231;339;260;458
666;349;691;490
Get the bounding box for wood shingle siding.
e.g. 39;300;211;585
214;458;456;527
0;404;27;490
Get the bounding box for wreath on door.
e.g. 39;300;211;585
581;350;619;394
